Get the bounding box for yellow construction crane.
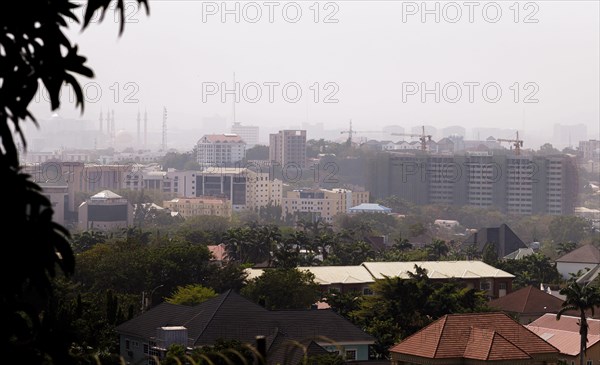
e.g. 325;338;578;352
497;131;524;155
391;126;432;152
340;120;383;144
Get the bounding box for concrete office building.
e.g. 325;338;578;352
269;130;307;168
368;152;577;215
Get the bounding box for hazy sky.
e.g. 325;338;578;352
29;0;599;147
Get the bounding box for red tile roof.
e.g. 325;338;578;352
390;312;558;361
207;244;227;261
556;244;600;264
489;285;565;314
526;314;600;356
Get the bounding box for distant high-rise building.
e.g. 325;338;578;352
579;140;600;161
368;152;577;215
269;130;307;168
554;124;588;148
442;125;466;137
196;134;246;167
230;122;259;148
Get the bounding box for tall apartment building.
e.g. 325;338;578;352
231;122;259;148
368;152;577;215
163;196;231;218
269;130;307;168
196;134;246;167
282;188;370;223
579;140;600;161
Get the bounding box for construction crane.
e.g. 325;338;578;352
497;131;524;156
340;120;383;144
391;126;432;152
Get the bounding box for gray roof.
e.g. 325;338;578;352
556;244;600;264
116;290;374;348
90;190;123;200
349;203;392;213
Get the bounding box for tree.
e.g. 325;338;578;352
245;144;269;160
352;265;489;358
241;268;320;310
165;285;218;306
426;239;449;261
0;1;147;363
557;241;578;256
549;216;593;244
496;253;560;289
557;282;600;365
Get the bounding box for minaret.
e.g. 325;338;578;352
144;109;148;148
137;110;141;147
99;109;104;133
162;107;167;151
111;110;115;139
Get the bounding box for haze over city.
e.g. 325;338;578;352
25;0;599;150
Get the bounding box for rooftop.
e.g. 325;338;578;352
488;285;565;315
390;312;558;361
362;260;515;280
556;244;600;264
527;313;600;356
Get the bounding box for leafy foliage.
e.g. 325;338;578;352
242;268;320;310
0;0;148;362
165;285;218;306
351;265;489;358
496;253;560;289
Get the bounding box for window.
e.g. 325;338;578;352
345;349;357;361
499;283;507;290
587;361;592;365
125;339;130;350
363;287;373;295
480;281;491;291
143;344;149;354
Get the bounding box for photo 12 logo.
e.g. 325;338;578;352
34;82;141;104
401;1;540;23
202;81;340;104
201;1;340;23
69;0;143;25
401;82;539;103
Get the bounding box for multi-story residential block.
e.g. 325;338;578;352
368;152;578;215
163;196;231;218
78;190;133;231
196;134;246;167
282;188;369;223
230;122;259;148
579;139;600;161
269;130;307;168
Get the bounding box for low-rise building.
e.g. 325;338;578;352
78;190;133;231
390;312;559;365
282;188;369;223
163;196;231;219
555;244;600;279
527;313;600;364
488;286;566;324
116;290;375;365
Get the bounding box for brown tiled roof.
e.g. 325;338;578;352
489;285;565;315
526;314;600;356
389;312;558;360
556;244;600;264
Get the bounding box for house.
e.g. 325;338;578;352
246;266;376;295
463;223;527;258
207;243;227;266
503;247;535;260
361;261;514;298
390;312;559;365
488;286;566;324
527;313;600;364
247;261;514;299
555;244;600;279
115;290;374;365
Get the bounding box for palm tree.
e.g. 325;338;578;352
557;282;600;365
